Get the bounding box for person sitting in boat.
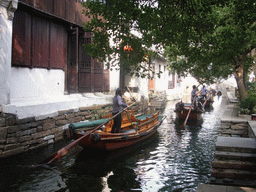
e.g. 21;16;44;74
191;85;198;109
175;100;184;112
111;88;128;133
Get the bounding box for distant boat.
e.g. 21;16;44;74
67;110;166;151
174;101;203;121
198;96;214;107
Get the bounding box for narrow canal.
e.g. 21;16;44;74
0;96;225;192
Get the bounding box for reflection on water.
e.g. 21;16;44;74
0;96;224;192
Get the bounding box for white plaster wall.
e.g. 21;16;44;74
138;77;149;99
124;75;149;100
0;6;13;106
109;67;120;92
108;32;121;92
11;67;65;101
154;61;168;91
4;67;112;119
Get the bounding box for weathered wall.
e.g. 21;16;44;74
0;0;18;106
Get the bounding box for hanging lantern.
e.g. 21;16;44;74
144;54;149;62
123;44;133;53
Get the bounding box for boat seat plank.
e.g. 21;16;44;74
121;122;138;128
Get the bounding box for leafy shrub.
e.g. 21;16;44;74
239;95;256;113
240;108;251;114
247;82;256;95
252;106;256;114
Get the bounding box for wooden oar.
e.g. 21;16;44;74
38;102;136;166
182;92;198;128
201;95;209;111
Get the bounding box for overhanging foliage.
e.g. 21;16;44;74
82;0;256;88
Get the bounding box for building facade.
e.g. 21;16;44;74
0;0;178;158
1;0;112;119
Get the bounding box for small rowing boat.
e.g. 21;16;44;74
174;101;203;121
66;110;166;151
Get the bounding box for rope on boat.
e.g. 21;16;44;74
126;110;138;131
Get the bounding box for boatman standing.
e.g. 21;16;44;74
191;85;198;109
111;88;128;133
201;85;208;99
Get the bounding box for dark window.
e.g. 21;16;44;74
12;10;67;70
79;37;91;68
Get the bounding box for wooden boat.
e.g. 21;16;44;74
174;101;203;121
67;110;166;151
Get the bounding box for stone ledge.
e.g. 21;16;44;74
197;184;256;191
216;136;256;153
248;121;256;139
227;92;239;103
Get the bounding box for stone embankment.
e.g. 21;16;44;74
198;90;256;191
0;102;142;158
148;90;167;112
210;92;256;188
211;121;256;186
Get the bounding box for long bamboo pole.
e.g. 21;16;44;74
182;95;198;127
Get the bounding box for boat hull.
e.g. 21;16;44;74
175;108;202;121
74;122;160;150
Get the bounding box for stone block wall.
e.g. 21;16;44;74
0;102;141;158
219;121;249;138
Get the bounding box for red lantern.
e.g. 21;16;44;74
123;44;133;53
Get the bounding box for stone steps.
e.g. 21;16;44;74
205;93;256;190
211;168;256;179
215;137;256;153
197;184;256;192
211;136;256;186
214;151;256;161
212;159;256;171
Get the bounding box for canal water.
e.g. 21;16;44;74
0;96;225;192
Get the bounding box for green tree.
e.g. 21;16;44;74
82;0;256;100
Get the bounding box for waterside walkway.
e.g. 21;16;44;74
197;92;256;192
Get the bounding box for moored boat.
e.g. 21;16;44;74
67;110;166;151
174;101;203;121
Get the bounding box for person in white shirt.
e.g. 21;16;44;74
191;85;198;109
201;85;208;99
